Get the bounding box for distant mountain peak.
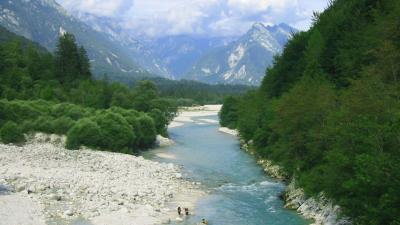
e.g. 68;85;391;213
251;22;267;30
185;23;297;85
38;0;69;15
248;22;270;35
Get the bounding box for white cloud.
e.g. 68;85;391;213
58;0;132;17
56;0;329;37
227;0;292;13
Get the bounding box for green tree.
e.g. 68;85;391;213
133;80;159;112
54;33;80;83
149;109;168;135
135;115;157;148
78;46;91;79
54;33;91;83
219;96;240;129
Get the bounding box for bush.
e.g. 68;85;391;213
93;112;135;152
20;120;35;133
0;121;25;144
32;116;55;134
51;103;90;120
52;117;75;134
0;101;5;127
135;115;157;148
2;100;43;123
26;100;52;114
149;109;168;135
66;118;102;150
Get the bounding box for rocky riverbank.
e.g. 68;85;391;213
219;126;350;225
169;105;222;128
0;133;202;225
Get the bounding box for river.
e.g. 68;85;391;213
143;113;310;225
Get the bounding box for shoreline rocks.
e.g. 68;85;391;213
284;179;351;225
230;128;351;225
156;135;175;148
218;127;239;136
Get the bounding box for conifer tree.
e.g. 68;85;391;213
78;46;91;79
54;33;81;83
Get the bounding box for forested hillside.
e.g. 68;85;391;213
0;0;159;80
0;31;177;153
137;78;254;106
220;0;400;224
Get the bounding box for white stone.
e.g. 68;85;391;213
156;135;175;147
0;116;206;225
64;210;74;217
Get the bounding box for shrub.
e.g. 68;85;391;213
3;101;42;123
66;118;102;150
0;121;25;144
93;112;135;152
20;120;35;133
51;103;89;120
32;116;55;134
52;117;75;134
135;115;157;148
149;109;168;135
26;100;52;114
0;101;5;127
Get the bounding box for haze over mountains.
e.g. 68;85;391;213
0;0;152;81
0;0;296;85
186;23;295;85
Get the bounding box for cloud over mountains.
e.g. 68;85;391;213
56;0;329;37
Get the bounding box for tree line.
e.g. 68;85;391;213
0;31;177;153
220;0;400;224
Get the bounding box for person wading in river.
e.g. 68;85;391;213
177;206;182;215
184;208;189;215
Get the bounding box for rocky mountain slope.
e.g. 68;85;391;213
67;12;238;79
147;35;237;79
0;24;47;52
0;1;296;85
69;12;172;78
185;23;295;85
0;0;155;80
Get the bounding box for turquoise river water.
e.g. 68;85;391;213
144;115;310;225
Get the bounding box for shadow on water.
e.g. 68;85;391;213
144;115;310;225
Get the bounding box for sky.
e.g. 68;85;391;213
56;0;330;37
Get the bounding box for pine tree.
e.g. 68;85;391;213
54;33;81;83
78;46;91;79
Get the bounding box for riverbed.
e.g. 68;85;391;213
144;108;310;225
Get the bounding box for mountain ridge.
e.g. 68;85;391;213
0;0;155;80
184;23;296;85
0;0;296;85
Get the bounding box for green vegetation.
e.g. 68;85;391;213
126;77;254;106
66;118;101;150
0;31;177;153
220;0;400;224
0;121;25;144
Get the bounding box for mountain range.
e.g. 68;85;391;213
0;0;151;80
185;23;295;85
0;0;296;85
